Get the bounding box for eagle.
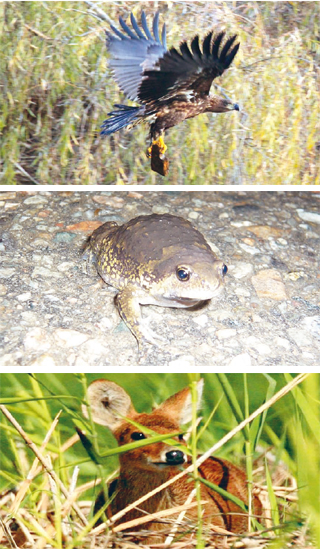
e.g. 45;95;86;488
101;11;240;176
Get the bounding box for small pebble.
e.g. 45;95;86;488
230;221;252;228
81;339;109;356
66;221;102;232
239;242;261;255
274;336;291;350
234;287;250;297
24;328;50;351
57;262;75;272
193;314;208;327
54;329;89;348
28;354;56;367
228;353;252;367
229;262;253;279
287;328;313;347
0;268;15;279
251;269;288;300
216;328;237;340
0;284;7;296
54;232;77;243
17;292;32;302
24;195;48;205
301;316;320;340
0;192;16;200
246;225;283;239
246;336;271;355
32;267;60;278
30;238;51;248
92;195;124;208
297;209;320;224
169;355;195;368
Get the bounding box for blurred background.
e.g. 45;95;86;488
0;1;319;185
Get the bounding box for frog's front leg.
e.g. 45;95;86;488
115;286;165;348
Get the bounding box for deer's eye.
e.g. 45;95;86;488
178;434;185;441
131;432;146;441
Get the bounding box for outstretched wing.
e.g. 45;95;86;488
106;11;167;101
138;31;239;103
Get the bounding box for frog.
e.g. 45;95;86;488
83;213;227;348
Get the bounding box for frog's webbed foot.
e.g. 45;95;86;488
115;288;165;352
138;322;166;347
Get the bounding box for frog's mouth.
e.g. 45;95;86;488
169;297;201;306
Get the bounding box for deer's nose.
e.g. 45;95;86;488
165;449;186;465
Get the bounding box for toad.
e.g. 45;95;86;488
83;213;227;347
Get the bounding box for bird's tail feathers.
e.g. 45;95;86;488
101;105;142;135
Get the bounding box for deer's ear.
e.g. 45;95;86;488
82;380;135;432
157;379;204;425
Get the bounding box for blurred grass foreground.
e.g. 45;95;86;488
0;1;319;185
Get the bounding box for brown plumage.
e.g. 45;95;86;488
101;12;240;175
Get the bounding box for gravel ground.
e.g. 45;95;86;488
0;190;320;368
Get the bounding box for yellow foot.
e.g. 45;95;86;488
147;136;167;157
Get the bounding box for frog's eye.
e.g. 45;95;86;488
176;266;191;282
222;264;228;277
131;432;146;441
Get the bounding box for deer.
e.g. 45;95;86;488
83;379;263;545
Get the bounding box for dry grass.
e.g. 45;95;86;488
0;1;319;185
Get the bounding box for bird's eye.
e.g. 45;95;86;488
131;432;146;441
222;264;228;277
178;434;185;441
176;266;191;282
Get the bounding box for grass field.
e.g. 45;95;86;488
0;373;319;547
0;1;319;185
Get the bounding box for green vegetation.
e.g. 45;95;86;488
0;2;319;185
0;373;319;548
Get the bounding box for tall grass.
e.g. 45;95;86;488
0;373;319;547
0;2;319;185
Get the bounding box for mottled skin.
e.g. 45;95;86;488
84;213;227;347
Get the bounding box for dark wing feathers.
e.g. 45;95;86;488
161;23;167;50
202;31;213;57
211;31;224;58
106;11;167;101
138;30;239;103
190;35;202;64
106;11;239;104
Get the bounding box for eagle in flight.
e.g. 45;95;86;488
102;11;240;176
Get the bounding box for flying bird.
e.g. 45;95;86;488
102;11;240;176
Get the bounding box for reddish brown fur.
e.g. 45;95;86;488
84;380;263;544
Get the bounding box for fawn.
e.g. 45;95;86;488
84;379;262;544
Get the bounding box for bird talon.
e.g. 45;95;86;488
147;137;167;158
155;136;167;155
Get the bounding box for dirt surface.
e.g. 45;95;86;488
0;190;320;368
